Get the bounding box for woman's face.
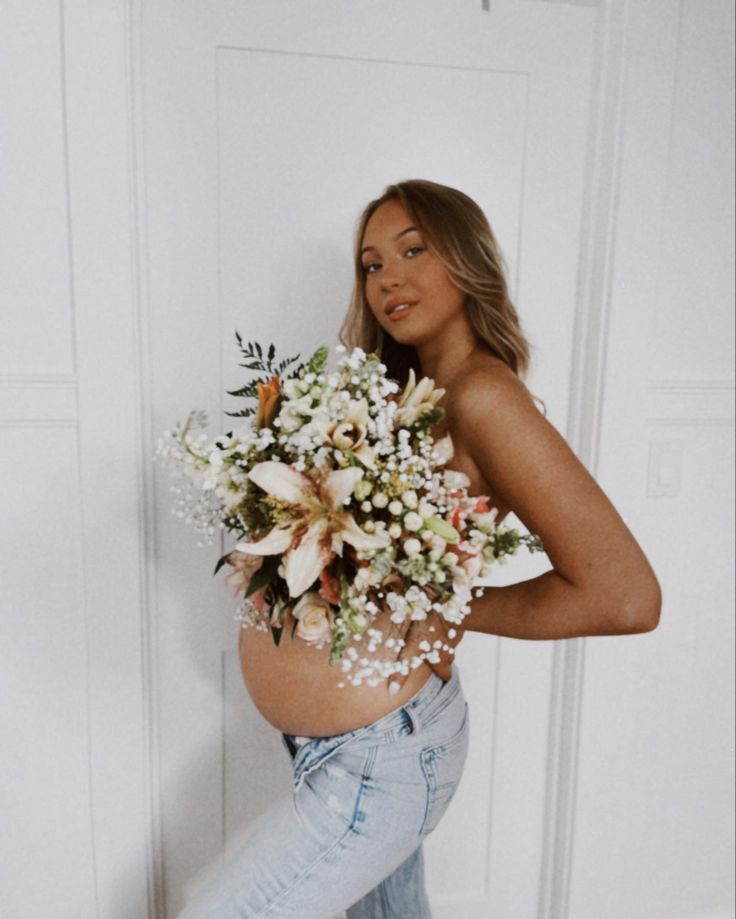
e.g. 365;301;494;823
360;199;467;348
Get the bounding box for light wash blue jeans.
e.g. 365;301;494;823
177;665;470;919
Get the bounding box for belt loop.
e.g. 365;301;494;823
403;701;421;735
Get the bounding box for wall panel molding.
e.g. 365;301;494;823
0;376;78;423
646;378;735;424
61;0;153;915
124;0;166;915
538;1;630;917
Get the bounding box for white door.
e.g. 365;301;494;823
143;2;598;916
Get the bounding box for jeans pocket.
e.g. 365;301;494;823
418;701;470;836
298;743;379;839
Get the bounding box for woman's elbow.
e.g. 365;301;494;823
619;575;662;633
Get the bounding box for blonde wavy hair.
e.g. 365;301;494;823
339;178;546;415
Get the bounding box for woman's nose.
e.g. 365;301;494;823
379;261;405;291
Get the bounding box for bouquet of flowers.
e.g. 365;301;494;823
155;335;544;687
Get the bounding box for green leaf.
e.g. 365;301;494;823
307;344;328;375
213;551;234;577
225;383;257;397
245;553;282;596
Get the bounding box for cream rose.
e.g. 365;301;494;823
292;591;334;643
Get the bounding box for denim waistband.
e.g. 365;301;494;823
284;666;462;793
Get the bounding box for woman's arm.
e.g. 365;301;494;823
388;365;661;692
453;365;662;637
460;567;659;640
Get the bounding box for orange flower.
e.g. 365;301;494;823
318;567;341;605
255;376;281;430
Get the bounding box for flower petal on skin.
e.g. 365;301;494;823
235;526;294;556
432;434;454;465
339;513;392;550
320;466;364;511
283;526;333;597
248;461;316;504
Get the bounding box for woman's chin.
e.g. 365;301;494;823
383;321;428;346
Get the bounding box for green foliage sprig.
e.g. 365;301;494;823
225;332;306;418
492;530;545;560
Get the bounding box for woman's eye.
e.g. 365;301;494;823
405;246;424;258
363;262;381;274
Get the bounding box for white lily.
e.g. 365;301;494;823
312;399;376;469
235;461;390;597
395;368;445;426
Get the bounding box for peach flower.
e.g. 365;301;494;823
224;550;264;596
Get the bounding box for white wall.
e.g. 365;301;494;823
0;2;152;917
0;2;732;918
570;3;736;917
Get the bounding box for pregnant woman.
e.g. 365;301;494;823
177;179;661;918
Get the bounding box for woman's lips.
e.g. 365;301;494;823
386;302;416;321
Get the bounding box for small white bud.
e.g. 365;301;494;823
401;490;418;508
403;511;424;532
404;537;422;557
388;500;404;516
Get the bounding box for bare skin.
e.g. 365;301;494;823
359;199;661;694
239;198;661;728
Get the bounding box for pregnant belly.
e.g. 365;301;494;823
238;614;437;737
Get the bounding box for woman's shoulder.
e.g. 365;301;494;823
447;352;537;419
